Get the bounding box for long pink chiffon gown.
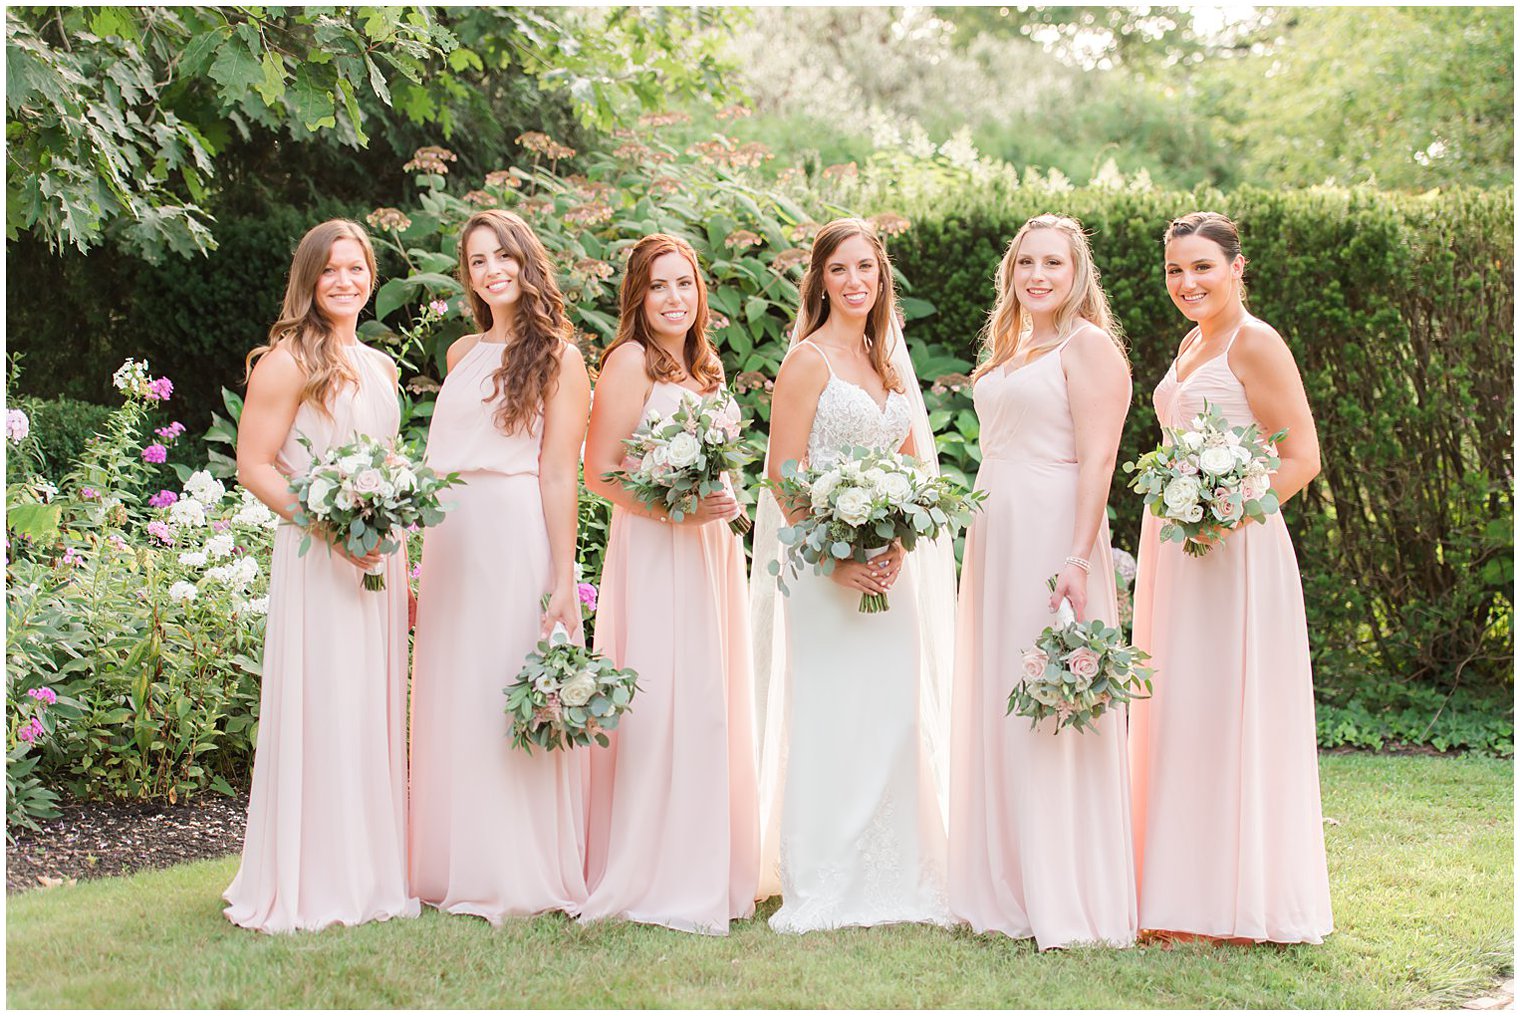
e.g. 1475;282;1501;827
1128;322;1333;943
948;333;1138;950
408;339;588;922
224;342;418;933
580;381;760;934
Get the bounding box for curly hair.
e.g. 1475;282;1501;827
245;219;374;415
457;210;572;434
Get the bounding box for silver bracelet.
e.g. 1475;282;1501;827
1064;555;1091;573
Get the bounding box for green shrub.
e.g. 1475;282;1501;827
14;398;115;481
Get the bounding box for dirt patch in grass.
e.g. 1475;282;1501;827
7;793;247;894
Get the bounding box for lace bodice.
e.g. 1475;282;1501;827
804;347;913;467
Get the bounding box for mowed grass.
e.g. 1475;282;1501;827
7;754;1512;1009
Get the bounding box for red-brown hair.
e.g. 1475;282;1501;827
602;233;724;391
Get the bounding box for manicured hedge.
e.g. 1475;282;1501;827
882;184;1514;702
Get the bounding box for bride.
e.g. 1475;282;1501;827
750;217;956;933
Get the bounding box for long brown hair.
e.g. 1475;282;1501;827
796;217;902;393
456;209;572;434
974;214;1126;381
602;234;724;391
245;219;374;415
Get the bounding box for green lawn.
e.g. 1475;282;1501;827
7;754;1512;1009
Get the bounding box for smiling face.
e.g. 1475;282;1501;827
314;237;372;323
465;224;523;315
1165;233;1245;322
1011;227;1076;321
822;233;881;320
642;250;699;344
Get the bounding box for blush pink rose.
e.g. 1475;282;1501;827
1066;647;1101;682
1021;649;1048;680
351;468;384;494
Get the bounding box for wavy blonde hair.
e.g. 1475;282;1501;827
456;209;572;434
974;214;1126;381
796;217;902;393
602;233;724;391
245;219;374;415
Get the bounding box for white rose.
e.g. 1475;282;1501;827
335;488;355;511
665;432;701;469
1162;475;1201;512
560;672;597;707
1180;430;1205;451
337;453;368;476
393;468;417;492
1198;446;1236;475
704;427;726;446
1232;444;1253;466
875;472;914;505
1242;474;1268;501
834;488;873;525
861;468;888;488
651;445;671;468
1183;503;1205;523
306;476;335;511
809;471;840;509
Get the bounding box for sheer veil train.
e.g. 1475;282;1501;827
747;318;957;900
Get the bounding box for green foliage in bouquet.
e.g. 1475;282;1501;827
503;626;640;754
610;388;752;535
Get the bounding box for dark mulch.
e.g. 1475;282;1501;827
7;793;248;894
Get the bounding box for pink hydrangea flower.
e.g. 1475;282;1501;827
146;377;174;401
142;443;168;464
148;489;178;508
576;582;598;612
146;521;175;545
27;687;56;706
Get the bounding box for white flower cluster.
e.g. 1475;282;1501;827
111;359;153;399
6;408;30;444
804;455;924;525
1158;415;1272;526
156;470;277;606
628;391;742;480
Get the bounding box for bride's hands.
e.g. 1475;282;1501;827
828;543;904;595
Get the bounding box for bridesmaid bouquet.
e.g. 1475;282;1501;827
608;389;752;535
287;434;461;590
768;447;985;613
1122;400;1286;557
1008;577;1154;734
503;623;640;754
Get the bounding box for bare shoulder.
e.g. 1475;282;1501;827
1231;317;1298;375
775;341;829;391
248;344;304;390
556;339;589;382
599;340;644;377
445;333;483;372
1065;320;1129;374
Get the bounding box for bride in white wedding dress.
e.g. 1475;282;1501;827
750;218;956;933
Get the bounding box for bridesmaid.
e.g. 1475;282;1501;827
1128;211;1333;944
226;219;418;932
408;209;592;922
949;214;1137;950
579;234;760;934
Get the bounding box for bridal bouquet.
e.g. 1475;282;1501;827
608;389;752;535
1122;400;1286;557
768;447;985;613
1007;577;1154;734
288;434;461;590
503;623;640;754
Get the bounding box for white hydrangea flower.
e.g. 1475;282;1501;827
178;550;208;568
168;581;198;602
203;533;235;559
168;498;206;528
237;596;270;616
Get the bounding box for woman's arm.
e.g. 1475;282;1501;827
764;345;828;526
1052;327;1131;621
583;344;735;525
236;347;381;570
538;342;593;638
1231;321;1321;504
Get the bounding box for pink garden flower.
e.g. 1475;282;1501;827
107;534;128;552
146;521;175;545
429;299;449;315
577;582;598;612
27;687;56;706
61;546;82;566
79;487;99;500
142;443;168;464
17;716;44;743
211;519;230;532
148;489;178;508
1021;649;1049;680
146;377;174;402
155;421;186;441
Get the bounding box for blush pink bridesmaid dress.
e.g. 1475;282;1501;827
948;331;1138;950
408;339;588;922
224;342;419;933
1128;321;1334;944
579;381;760;935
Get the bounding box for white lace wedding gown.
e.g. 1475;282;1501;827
768;344;952;934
